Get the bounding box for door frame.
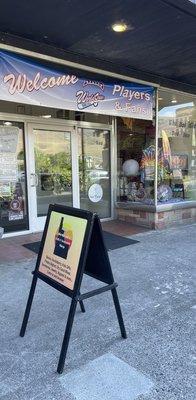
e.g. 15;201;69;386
25;118;115;233
0;112;115;236
27;122;77;232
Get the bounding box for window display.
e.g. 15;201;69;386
0;121;28;233
117;117;155;204
158;90;196;203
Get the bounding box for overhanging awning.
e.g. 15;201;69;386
0;0;196;94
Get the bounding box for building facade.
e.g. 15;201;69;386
0;47;195;236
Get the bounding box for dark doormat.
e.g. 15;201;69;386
23;231;139;254
102;231;139;250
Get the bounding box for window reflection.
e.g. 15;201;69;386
79;128;111;218
117;117;156;205
158;91;196;203
34;130;72;216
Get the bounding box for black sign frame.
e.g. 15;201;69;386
20;204;127;373
33;204;94;298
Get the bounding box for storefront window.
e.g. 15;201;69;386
0;121;28;233
158;90;196;203
117;117;156;205
34;129;72;216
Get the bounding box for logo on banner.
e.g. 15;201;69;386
83;80;105;91
76;90;105;110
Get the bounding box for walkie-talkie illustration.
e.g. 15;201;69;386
54;217;69;259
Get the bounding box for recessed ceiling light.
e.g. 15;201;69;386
112;22;128;32
171;99;177;104
4;121;12;126
42;114;52;118
158;97;163;100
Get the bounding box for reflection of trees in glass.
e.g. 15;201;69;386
16;150;25;172
119;134;146;163
34;149;72;193
17;150;24;160
79;157;92;193
79;130;110;194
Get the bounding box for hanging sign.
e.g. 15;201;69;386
20;204;127;374
0;51;153;120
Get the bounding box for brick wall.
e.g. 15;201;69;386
116;206;196;230
116;208;155;229
155;207;196;229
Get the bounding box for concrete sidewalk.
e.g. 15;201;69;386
0;224;195;399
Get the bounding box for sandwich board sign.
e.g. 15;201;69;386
20;204;127;374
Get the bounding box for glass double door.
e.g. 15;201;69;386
28;123;111;232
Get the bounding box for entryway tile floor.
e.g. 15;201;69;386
102;220;149;236
0;221;149;264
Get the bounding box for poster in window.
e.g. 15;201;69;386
0;126;19;182
171;154;188;171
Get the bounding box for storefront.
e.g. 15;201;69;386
0;116;113;234
0;49;195;236
116;88;196;228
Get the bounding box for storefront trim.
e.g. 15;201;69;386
0;43;160;89
155;201;196;212
111;117;118;219
0;112;112;129
116;201;196;213
155;88;159;208
2;229;32;238
158;86;196;99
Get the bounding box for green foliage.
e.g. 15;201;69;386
34;149;72;192
33;149;99;194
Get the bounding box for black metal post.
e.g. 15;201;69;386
78;292;85;313
57;297;78;374
111;287;127;339
20;275;38;337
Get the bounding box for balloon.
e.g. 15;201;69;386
122;159;139;177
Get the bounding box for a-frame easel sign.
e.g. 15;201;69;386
20;204;127;374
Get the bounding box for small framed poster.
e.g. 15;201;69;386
37;205;91;293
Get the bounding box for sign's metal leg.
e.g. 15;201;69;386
79;297;85;313
57;298;78;374
20;275;38;337
111;287;127;339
